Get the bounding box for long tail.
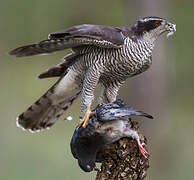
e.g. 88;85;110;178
16;70;82;132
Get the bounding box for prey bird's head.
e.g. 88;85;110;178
132;16;176;41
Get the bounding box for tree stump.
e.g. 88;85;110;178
96;135;149;180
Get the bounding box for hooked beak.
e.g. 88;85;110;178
162;22;176;32
167;22;176;32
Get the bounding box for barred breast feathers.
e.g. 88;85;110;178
123;37;154;60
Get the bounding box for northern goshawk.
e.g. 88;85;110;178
9;16;176;132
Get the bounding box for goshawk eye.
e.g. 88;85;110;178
155;21;161;27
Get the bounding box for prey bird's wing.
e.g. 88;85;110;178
9;24;125;57
99;107;153;121
97;107;153;121
96;100;153;121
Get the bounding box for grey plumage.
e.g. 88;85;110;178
10;16;176;132
70;99;153;172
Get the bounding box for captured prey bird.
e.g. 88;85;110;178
9;16;176;132
71;100;153;172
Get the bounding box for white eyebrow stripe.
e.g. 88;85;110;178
140;17;164;22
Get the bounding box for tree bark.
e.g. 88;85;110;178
96;133;149;180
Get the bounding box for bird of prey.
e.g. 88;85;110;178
9;16;176;132
71;99;153;172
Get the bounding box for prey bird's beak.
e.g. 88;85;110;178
166;22;176;38
167;23;176;32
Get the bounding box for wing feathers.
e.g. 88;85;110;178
9;24;125;57
38;65;65;79
9;44;46;57
49;24;125;46
38;53;81;79
8;40;66;57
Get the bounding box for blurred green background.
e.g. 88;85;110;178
0;0;194;179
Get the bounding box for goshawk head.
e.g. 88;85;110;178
132;16;176;39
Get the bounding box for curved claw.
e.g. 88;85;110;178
79;106;95;128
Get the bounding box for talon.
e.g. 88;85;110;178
131;121;138;126
136;139;148;159
131;120;138;128
79;119;85;127
79;106;95;128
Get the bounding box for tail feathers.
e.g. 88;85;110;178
16;89;81;132
136;111;153;119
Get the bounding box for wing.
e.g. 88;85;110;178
38;53;80;79
96;100;153;121
9;24;125;57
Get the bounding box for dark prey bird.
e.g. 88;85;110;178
70;99;153;172
9;17;176;132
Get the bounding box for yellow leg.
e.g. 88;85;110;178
79;105;94;128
